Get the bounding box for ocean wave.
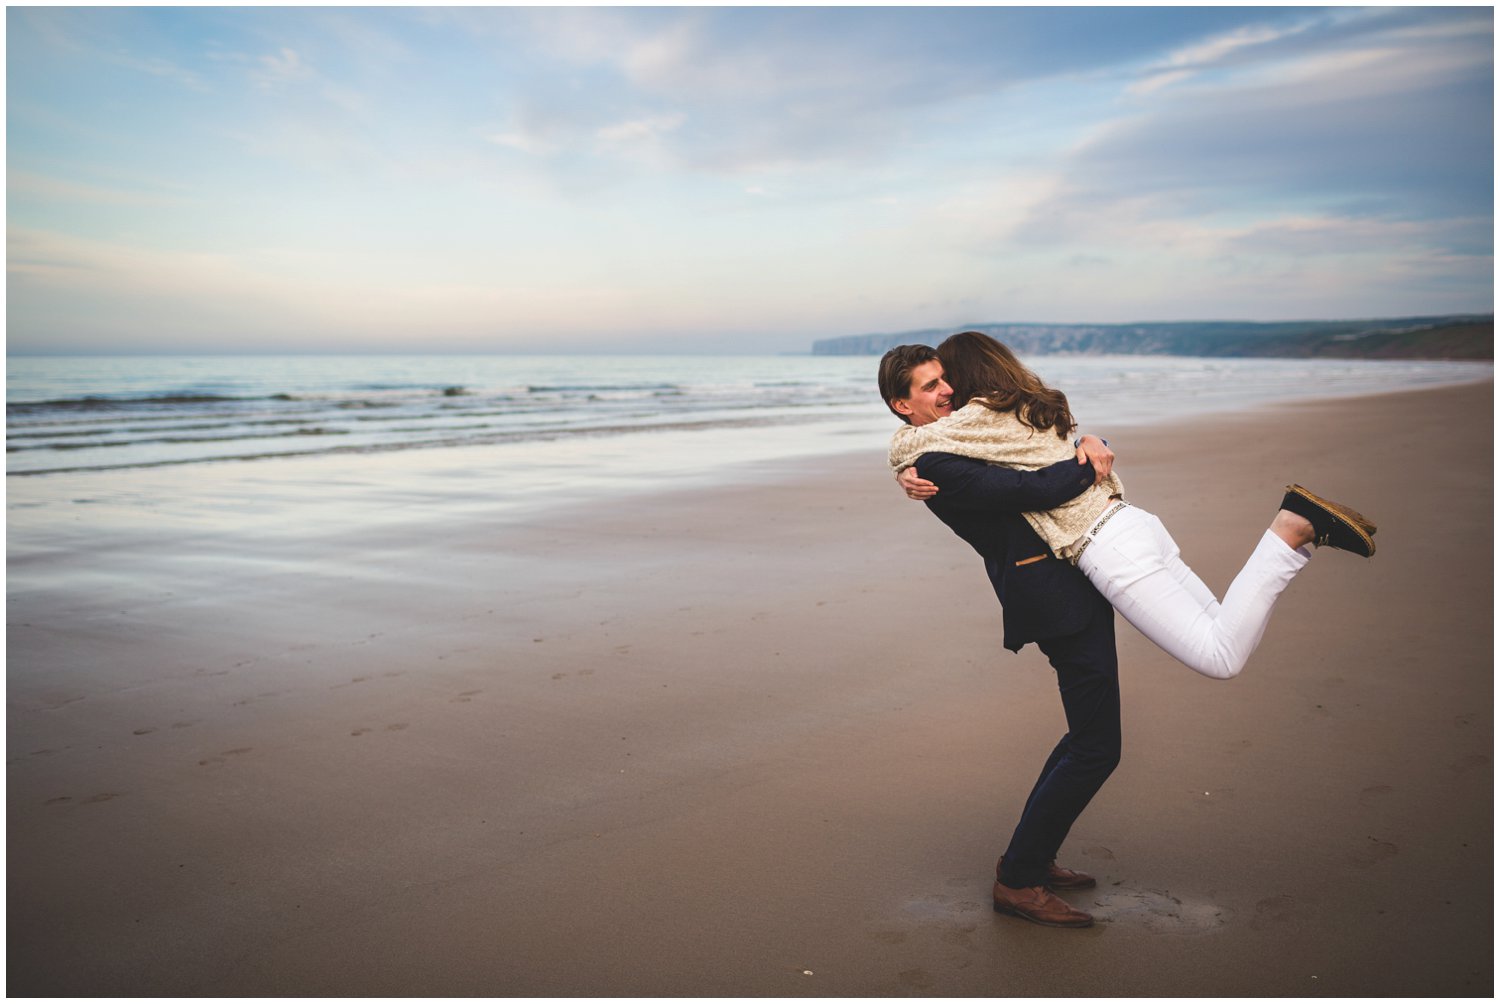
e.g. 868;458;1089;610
9;384;485;416
6;416;329;440
525;382;680;393
4;411;833;477
8;426;352;452
7;392;255;413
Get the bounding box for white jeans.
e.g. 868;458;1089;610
1076;504;1310;680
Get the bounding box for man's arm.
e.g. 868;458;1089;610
899;434;1115;500
917;451;1097;513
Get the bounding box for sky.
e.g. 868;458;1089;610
6;5;1494;354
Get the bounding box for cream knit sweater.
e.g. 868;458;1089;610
889;401;1125;560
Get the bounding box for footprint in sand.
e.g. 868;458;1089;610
897;968;935;990
1358;784;1393;806
451;690;482;703
1347;836;1399;867
132;727;157;736
45;796;72;805
883;899;988;982
1250;894;1297;930
901;892;988;950
939;924;977;947
351;727;372;736
1091;887;1226;935
1451;753;1490;776
384;723;408;732
902;893;984;922
1082;845;1117;861
81;792;120;804
198;747;253;766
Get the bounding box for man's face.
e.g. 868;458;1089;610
892;359;953;426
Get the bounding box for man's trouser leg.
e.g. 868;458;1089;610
999;590;1120;889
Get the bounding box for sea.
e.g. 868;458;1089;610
7;354;1491;483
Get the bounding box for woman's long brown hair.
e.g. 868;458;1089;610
936;331;1075;439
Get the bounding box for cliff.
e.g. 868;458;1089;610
811;315;1493;360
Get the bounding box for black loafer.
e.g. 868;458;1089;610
1280;484;1377;557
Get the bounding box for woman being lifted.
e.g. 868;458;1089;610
890;330;1376;680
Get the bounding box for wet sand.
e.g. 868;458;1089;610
7;380;1493;995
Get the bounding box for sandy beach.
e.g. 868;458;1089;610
7;380;1493;996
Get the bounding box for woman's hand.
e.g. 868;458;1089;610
897;467;938;500
1075;435;1115;485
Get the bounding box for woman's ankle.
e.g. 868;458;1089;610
1271;509;1315;550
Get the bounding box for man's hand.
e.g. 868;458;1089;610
897;466;938;500
1074;435;1114;486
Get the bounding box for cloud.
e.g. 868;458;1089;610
8;171;191;208
484;129;558;158
595;112;686;160
413;8;1468;191
1013;8;1493;247
5;227;493;348
6;225;802;351
477;90;600;168
1128;21;1309;95
487;8;1321;177
116;53;208;91
252;46;313;90
1222;215;1489;260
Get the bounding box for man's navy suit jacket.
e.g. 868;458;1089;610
916;451;1103;652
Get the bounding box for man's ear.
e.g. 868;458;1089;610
890;397;913;417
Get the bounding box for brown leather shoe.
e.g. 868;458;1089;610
992;882;1094;928
1044;862;1096;891
997;856;1097;891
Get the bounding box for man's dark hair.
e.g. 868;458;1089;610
877;344;940;424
